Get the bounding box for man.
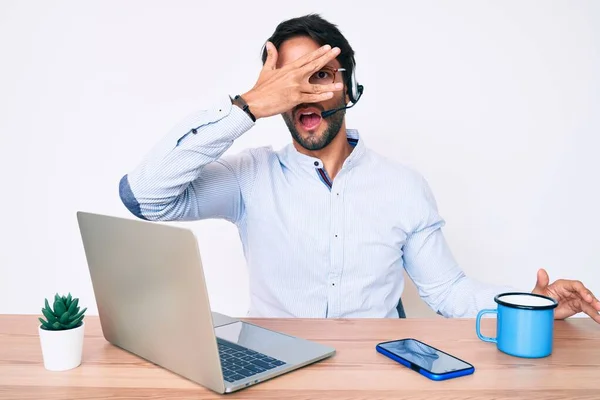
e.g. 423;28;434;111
119;14;600;321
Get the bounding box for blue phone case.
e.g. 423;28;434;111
376;339;475;381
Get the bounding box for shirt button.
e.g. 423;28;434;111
314;161;320;167
191;128;197;134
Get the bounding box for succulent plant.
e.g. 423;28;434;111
39;293;87;331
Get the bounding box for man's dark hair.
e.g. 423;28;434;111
261;14;356;93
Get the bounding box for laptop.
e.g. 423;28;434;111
76;211;335;394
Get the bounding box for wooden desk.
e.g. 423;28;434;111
0;315;598;399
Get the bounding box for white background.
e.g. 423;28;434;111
1;1;598;318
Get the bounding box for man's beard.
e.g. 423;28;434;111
282;96;346;151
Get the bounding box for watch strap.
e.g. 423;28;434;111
231;95;256;122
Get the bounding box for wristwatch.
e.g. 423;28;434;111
231;95;256;122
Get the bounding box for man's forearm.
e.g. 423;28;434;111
431;272;518;318
119;95;255;221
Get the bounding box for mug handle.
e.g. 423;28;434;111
476;309;497;343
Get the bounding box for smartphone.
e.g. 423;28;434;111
376;338;474;381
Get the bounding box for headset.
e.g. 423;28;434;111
321;57;364;118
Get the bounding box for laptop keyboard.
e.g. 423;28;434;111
217;338;286;383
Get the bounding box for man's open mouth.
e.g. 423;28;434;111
296;107;323;131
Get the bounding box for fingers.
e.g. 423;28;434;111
302;82;344;94
575;299;600;323
564;280;598;305
263;41;278;70
301;92;335;103
286;44;335;70
297;80;344;103
582;301;600;323
301;46;341;74
532;268;550;294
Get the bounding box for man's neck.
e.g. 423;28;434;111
294;125;352;181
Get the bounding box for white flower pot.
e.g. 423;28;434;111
38;321;85;371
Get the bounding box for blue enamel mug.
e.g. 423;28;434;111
476;292;558;358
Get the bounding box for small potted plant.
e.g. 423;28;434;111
38;293;87;371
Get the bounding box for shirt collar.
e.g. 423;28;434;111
280;129;366;172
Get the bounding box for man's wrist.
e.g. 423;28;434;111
231;94;257;122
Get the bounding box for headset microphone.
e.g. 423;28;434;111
321;100;358;118
321;81;364;118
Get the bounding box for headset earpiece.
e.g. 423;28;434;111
346;58;363;104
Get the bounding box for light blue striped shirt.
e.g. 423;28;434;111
119;95;515;318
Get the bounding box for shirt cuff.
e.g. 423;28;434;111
175;94;256;146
